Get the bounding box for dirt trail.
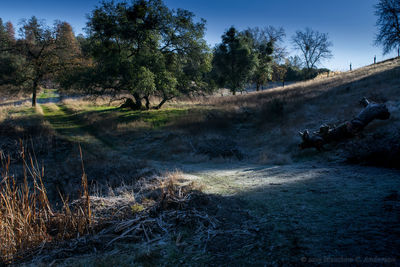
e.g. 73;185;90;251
38;93;113;149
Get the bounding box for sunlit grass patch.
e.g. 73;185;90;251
118;107;190;128
70;103;192;129
38;89;58;99
79;104;117;113
10;107;37;118
40;104;78;130
79;105;191;129
40;104;102;144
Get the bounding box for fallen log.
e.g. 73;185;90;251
299;98;390;151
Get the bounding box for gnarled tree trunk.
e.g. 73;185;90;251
299;98;390;151
155;97;168;110
120;93;143;110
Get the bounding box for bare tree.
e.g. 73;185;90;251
374;0;400;54
292;28;332;70
264;26;287;62
245;26;286;62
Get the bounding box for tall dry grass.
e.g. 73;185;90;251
208;57;400;111
0;144;92;264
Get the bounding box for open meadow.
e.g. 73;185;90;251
1;57;399;265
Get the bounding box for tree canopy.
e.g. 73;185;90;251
0;17;81;106
0;19;18;89
242;27;277;91
1;1;339;104
62;0;211;110
374;0;400;54
212;27;257;95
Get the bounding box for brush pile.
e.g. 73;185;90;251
28;172;218;264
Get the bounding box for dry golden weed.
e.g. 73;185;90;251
0;144;92;264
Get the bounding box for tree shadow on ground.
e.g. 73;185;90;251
186;163;400;265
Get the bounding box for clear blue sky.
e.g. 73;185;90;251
0;0;397;71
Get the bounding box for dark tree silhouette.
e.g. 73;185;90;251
0;19;12;49
242;27;275;91
212;27;257;95
374;0;400;54
292;28;332;71
5;22;15;43
0;19;22;91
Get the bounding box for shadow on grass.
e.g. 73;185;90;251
180;163;400;265
38;163;400;266
37;97;61;104
0;98;32;107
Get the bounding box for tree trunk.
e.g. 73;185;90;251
32;80;39;107
256;83;260;91
133;93;142;110
155;97;168;110
299;98;390;151
144;96;150;110
120;98;135;109
120;93;143;110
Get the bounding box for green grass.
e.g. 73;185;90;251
117;107;190;128
40;104;81;132
38;100;194;157
71;104;192;128
40;103;107;146
12;107;38;118
38;89;59;99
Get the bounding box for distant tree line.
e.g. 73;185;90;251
8;0;389;109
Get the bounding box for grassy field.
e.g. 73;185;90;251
1;58;400;265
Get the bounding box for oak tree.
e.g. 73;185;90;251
292;28;332;71
64;0;211;110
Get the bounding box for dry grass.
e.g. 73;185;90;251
23;170;216;265
0;145;92;265
61;97;121;112
0;137;214;265
0;100;31;122
191;57;400;163
313;70;343;80
209;57;400;111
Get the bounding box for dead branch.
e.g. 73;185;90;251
299;97;390;151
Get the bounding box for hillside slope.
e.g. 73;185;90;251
2;58;399;266
208;57;400;165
